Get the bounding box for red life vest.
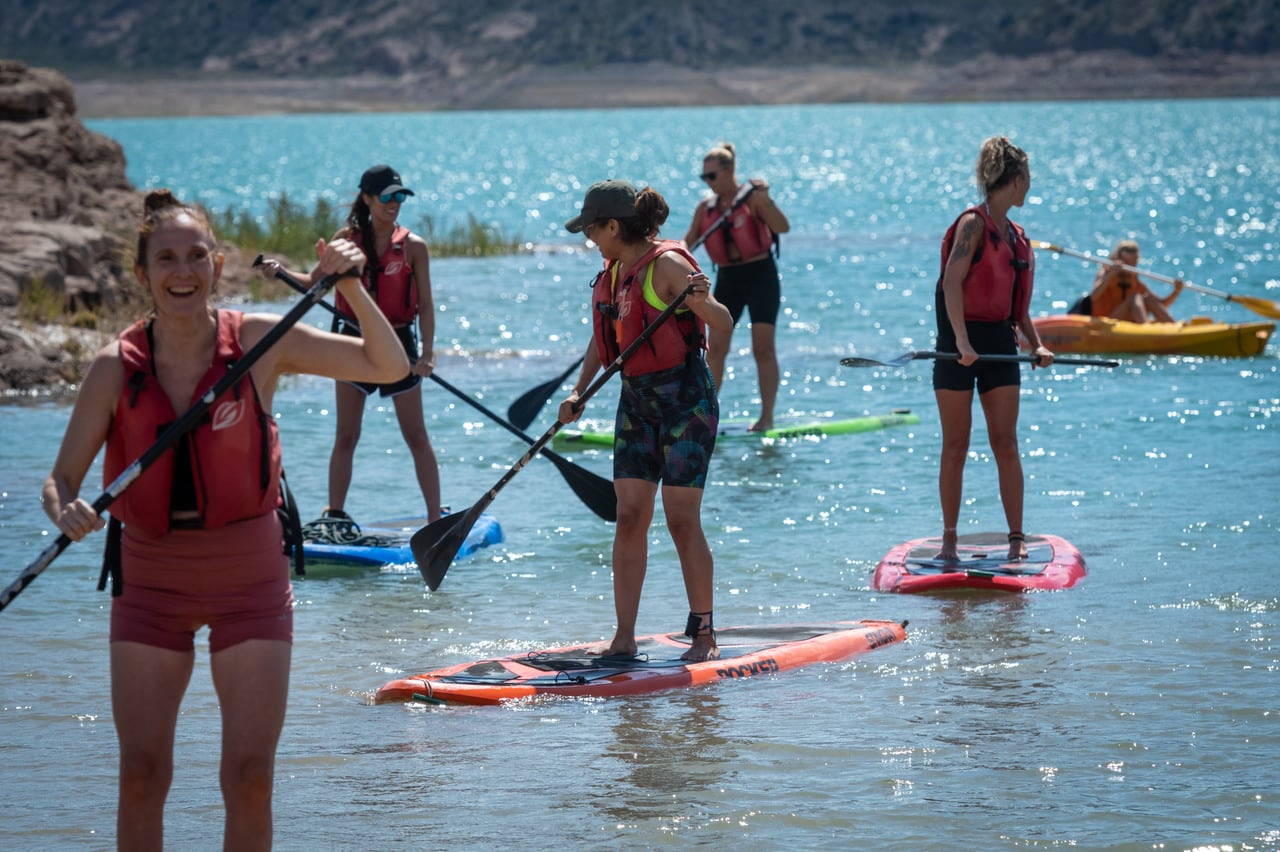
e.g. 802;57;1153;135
700;201;774;266
591;240;706;377
937;205;1035;323
334;225;418;326
103;310;283;538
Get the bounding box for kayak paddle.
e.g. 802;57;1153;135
839;350;1120;369
412;283;698;591
504;182;757;431
1033;240;1280;320
1;268;348;613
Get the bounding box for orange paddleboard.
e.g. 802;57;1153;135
374;620;907;706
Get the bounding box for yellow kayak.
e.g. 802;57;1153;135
1030;315;1274;357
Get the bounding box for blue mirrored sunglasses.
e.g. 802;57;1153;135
378;190;409;204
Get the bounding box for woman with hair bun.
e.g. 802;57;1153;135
933;137;1054;562
560;179;733;662
42;189;408;849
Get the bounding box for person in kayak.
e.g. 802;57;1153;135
42;190;408;850
1084;239;1184;323
683;141;790;432
934;136;1054;562
259;164;443;529
560;179;733;662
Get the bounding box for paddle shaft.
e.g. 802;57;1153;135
841;350;1119;369
0;271;346;613
505;183;754;430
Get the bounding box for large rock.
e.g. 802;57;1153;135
0;62;259;393
0;61;138;392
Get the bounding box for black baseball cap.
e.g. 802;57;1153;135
359;164;414;197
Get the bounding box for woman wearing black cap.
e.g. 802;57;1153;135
260;164;441;527
558;179;733;663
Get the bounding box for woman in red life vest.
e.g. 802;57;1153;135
683;141;790;432
259;164;442;527
934;137;1054;562
1087;239;1184;322
559;180;733;662
42;190;408;850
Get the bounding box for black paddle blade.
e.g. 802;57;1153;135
548;453;617;522
507;357;582;431
410;507;483;591
839;352;921;369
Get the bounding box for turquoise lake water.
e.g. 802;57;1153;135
0;99;1277;850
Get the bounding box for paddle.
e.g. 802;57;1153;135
0;269;348;614
839;350;1120;369
428;373;617;522
504;182;758;431
412;283;698;591
1032;240;1280;320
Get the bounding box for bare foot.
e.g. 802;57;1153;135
680;635;719;662
747;417;773;433
1007;534;1028;561
588;634;637;658
934;529;959;561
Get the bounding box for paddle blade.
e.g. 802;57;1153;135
839;352;924;369
1229;294;1280;320
507;357;583;431
409;509;482;591
548;453;617;522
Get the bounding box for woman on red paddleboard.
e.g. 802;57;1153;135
933;137;1054;562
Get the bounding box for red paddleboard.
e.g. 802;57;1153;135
873;533;1086;593
374;620;907;706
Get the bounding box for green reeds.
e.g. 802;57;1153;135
213;194;522;264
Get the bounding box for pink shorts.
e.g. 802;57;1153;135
111;511;294;653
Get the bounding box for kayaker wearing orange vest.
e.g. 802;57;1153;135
560;179;733;663
1085;239;1184;322
683;142;790;432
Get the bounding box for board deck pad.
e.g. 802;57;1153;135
374;620;907;705
873;533;1085;594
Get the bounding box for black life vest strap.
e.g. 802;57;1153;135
277;469;305;577
98;515;123;596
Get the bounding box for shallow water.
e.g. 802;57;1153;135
1;99;1277;850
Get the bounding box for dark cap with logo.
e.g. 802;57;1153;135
564;180;638;233
359;164;415;197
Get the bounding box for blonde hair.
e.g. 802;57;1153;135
704;141;736;169
976;136;1029;198
1111;239;1140;260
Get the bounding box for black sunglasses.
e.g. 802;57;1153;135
701;171;719;182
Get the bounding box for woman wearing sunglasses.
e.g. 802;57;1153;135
683;141;790;432
259;164;442;529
